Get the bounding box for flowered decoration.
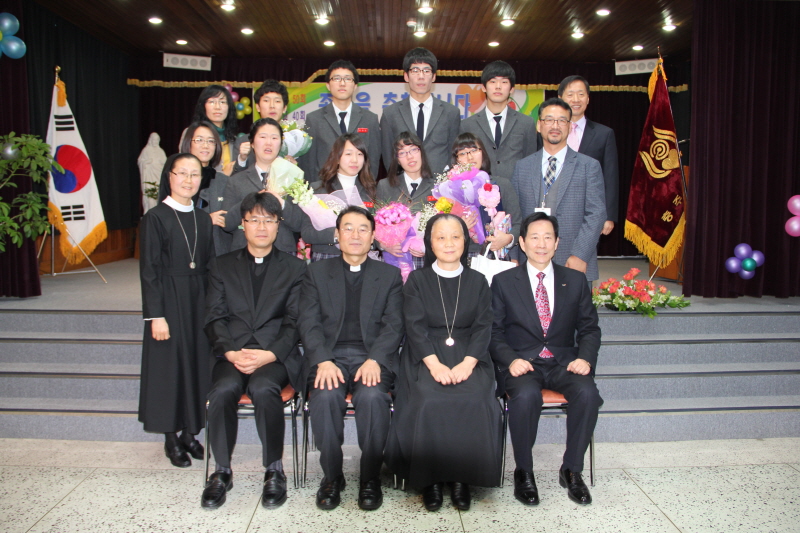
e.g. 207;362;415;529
278;119;313;159
432;164;489;244
592;267;690;318
375;202;415;282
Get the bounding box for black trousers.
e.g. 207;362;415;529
504;356;603;473
306;345;394;482
207;357;289;469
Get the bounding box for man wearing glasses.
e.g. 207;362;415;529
512;98;606;284
202;191;307;510
380;47;461;175
299;206;404;511
300;60;382;181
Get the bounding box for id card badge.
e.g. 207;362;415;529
534;207;551;216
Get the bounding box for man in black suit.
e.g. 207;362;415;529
299;206;404;511
490;212;602;506
380;47;461;175
558;75;619;235
201;192;307;510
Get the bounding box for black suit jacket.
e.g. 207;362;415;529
489;263;600;371
578;119;619;223
205;248;307;389
298;258;404;380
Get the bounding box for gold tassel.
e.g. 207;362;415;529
624;215;685;268
56;80;67;107
47;202;108;264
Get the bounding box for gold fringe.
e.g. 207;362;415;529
56;80;67;107
624;214;685;268
47;201;108;264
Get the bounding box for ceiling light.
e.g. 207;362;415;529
315;17;330;25
241;28;253;35
220;0;235;11
148;17;162;24
414;30;427;37
176;40;188;45
324;40;335;46
488;41;500;47
501;19;515;27
597;9;610;16
572;31;584;39
418;6;433;14
663;24;677;31
632;45;644;51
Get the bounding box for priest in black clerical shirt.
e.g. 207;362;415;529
299;206;404;511
202;192;307;510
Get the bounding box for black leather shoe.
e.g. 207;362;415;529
201;472;233;509
183;439;205;460
422;482;444;511
559;467;592;505
164;442;191;468
261;469;288;508
358;478;383;510
316;474;346;510
450;482;471;511
513;468;540;506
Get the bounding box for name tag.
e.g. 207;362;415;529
535;207;551;216
358;128;368;133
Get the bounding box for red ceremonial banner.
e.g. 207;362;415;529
624;59;686;267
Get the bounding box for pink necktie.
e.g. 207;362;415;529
535;272;554;358
567;122;580;151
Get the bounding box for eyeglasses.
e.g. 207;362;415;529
170;171;201;180
330;76;355;84
192;138;216;146
397;147;421;159
339;225;372;236
457;148;481;158
207;98;228;108
243;217;280;227
408;67;433;76
539;117;571;126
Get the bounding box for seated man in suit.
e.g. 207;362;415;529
490;212;602;506
299;206;404;510
460;60;539;181
201;191;307;510
558;75;619;236
380;47;461;175
299;60;382;181
234;80;290;171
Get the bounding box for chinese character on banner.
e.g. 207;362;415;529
355;92;371;109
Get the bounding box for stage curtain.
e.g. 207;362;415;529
684;0;800;297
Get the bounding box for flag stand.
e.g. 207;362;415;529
38;224;108;283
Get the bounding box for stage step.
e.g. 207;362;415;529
598;310;800;335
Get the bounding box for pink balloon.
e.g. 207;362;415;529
786;216;800;237
788;195;800;216
230;91;240;102
224;84;233;92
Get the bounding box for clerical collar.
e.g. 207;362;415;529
246;248;272;264
433;262;463;278
343;257;365;272
164;195;193;212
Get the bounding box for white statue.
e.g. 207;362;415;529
137;133;167;213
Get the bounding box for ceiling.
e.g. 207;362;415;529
33;0;693;64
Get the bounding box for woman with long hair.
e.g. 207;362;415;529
183;85;240;174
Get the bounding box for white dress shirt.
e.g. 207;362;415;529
485;105;508;135
540;145;568;183
527;259;555;315
403;172;423;197
333;101;353;132
409;95;433;139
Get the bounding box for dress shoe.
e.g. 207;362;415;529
513;468;540;506
316;474;346;510
450;482;471;511
559;467;592;505
358;478;383;510
422;482;444;511
183;438;205;460
164;442;191;468
201;472;233;509
261;469;288;508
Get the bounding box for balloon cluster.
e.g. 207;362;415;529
224;84;252;120
785;195;800;237
0;13;27;59
725;243;764;280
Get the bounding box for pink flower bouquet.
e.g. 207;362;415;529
375;202;415;281
432;166;489;244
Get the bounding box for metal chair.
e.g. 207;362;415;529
204;384;301;488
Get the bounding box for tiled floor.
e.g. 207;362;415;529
1;438;799;533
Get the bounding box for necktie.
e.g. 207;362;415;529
493;115;503;147
535;272;554;358
567;122;580;151
409;182;418;197
416;103;425;141
260;171;269;190
339;111;347;135
544;156;557;188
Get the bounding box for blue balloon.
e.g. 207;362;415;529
0;12;20;37
724;257;742;273
751;250;765;267
0;36;26;59
739;269;756;280
733;243;752;260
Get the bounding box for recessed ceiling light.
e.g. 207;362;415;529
501;19;515;27
418;6;433;14
176;40;188;45
572;31;584;39
663;24;677;31
315;17;330;25
241;28;253;35
488;41;500;47
324;40;335;46
632;45;644;51
148;17;162;24
220;0;235;11
414;30;427;37
597;9;610;16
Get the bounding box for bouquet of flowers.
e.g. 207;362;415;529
375;202;415;282
592;267;691;318
278;119;313;159
283;178;364;231
432;164;489;245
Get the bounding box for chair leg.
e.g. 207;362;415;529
204;400;210;487
301;402;309;489
291;398;298;489
589;433;595;487
500;396;509;488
